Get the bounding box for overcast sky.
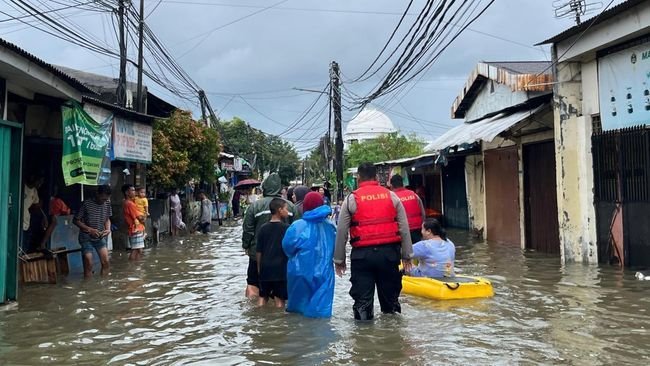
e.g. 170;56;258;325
0;0;621;154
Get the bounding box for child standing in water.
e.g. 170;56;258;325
256;198;290;308
134;187;149;241
197;191;212;234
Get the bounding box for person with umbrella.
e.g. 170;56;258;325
242;173;299;298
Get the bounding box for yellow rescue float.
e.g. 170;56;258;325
402;275;494;300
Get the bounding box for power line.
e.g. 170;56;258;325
351;0;497;110
174;0;290;60
524;0;616;89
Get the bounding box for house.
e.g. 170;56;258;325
537;0;650;265
0;37;96;304
426;61;560;254
55;66;184;248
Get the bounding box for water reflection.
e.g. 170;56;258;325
0;226;649;365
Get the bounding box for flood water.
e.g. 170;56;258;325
1;224;650;365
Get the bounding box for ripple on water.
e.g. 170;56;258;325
2;227;650;364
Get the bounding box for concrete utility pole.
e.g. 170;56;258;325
330;61;344;201
117;0;127;107
136;0;145;113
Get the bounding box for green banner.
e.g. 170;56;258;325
61;101;112;186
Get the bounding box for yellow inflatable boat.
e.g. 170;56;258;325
402;275;494;300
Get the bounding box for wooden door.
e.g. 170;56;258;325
523;141;560;254
484;146;520;245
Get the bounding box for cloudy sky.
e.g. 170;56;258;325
0;0;621;154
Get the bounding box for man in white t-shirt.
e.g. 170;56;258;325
22;175;44;252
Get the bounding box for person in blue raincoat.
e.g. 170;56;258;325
282;192;336;318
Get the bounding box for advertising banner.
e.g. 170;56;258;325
61;101;112;186
112;118;152;163
598;42;650;131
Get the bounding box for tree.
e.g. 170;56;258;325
219;117;301;186
304;136;334;186
345;132;425;169
148;110;221;191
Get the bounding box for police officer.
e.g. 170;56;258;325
389;174;425;244
334;162;413;320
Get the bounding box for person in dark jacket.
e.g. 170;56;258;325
242;173;298;298
292;185;310;216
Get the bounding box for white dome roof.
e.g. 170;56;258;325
344;108;396;142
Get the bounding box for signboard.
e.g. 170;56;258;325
112;118;152;163
598;42;650;131
61;101;112;186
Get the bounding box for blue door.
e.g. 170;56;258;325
0;120;23;304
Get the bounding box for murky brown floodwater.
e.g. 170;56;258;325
1;224;650;365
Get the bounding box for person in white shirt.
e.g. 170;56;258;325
22;175;44;253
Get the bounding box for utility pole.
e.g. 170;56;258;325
136;0;145;112
331;61;344;201
116;0;127;107
326;81;332;177
199;90;208;124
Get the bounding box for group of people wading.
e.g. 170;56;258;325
242;162;455;320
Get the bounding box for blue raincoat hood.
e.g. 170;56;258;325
302;205;331;222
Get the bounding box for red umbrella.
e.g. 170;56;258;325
235;179;261;189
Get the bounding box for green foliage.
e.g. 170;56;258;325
345;132;425;169
219;117;300;186
148;110;221;190
304;136;334;186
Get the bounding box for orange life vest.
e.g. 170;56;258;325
394;187;423;231
350;181;401;247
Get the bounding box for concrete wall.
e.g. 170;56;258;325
466;82;530;121
464;154;486;236
25;104;61;139
469;119;554;247
556;3;650;62
553;60;598;263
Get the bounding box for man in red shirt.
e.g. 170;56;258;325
390;175;425;244
122;184;146;261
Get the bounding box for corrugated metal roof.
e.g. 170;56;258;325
425;105;545;152
374;152;437;166
0;37;96;95
452;62;554;119
57;65;139;94
537;0;645;45
484;61;552;75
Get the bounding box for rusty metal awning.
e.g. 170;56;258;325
425;105;544;152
